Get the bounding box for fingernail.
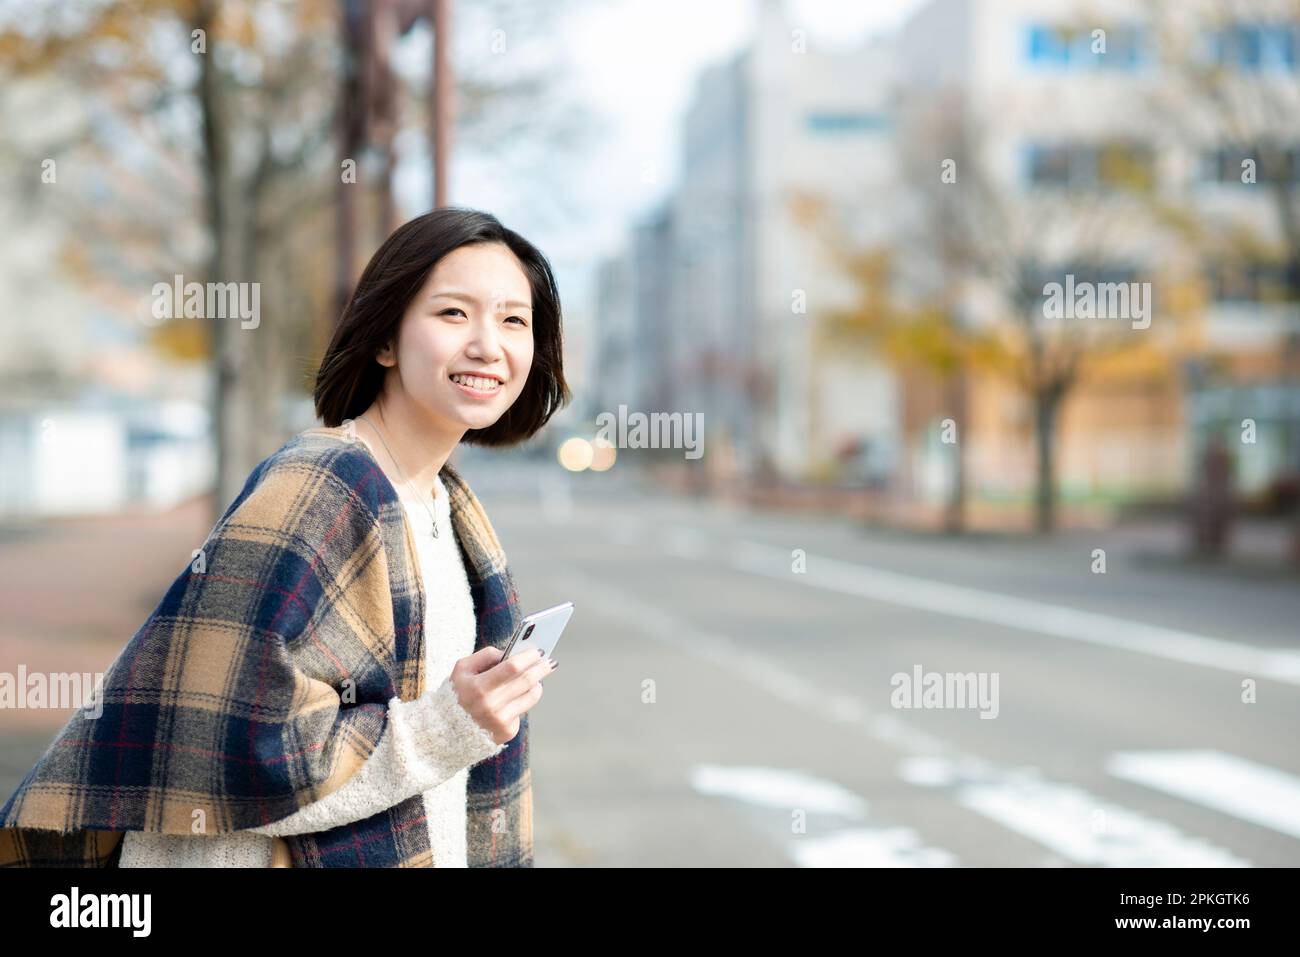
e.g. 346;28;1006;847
549;660;559;670
537;648;545;657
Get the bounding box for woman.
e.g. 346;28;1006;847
0;207;570;867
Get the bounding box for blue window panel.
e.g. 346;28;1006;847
1026;23;1071;64
1213;23;1299;70
1071;29;1101;65
1234;25;1263;66
1026;21;1150;70
1259;25;1296;68
1098;25;1144;68
805;113;890;134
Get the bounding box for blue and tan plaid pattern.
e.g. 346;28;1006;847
0;425;531;867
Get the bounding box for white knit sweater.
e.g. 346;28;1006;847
118;471;504;867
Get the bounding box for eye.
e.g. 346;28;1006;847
439;308;467;318
506;315;528;326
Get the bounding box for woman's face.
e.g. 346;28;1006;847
379;241;534;434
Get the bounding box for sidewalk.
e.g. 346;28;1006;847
0;495;215;733
647;462;1299;577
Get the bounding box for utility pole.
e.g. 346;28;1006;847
432;0;451;208
336;1;364;324
335;0;454;327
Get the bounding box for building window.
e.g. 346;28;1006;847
1026;143;1073;185
1103;25;1144;67
1208;23;1299;70
1026;24;1074;64
1096;142;1155;189
1201;145;1300;183
1024;22;1148;69
1025;141;1154;189
805;113;890;134
1207;261;1300;303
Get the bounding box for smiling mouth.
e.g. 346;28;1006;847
450;373;503;395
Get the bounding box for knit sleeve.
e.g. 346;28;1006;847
246;673;505;837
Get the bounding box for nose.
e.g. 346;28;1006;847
464;313;505;363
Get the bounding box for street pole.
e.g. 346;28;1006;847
432;0;451;208
336;0;369;327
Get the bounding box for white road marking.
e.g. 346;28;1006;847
901;757;1251;867
689;764;957;867
789;828;959;867
1108;750;1300;840
689;765;866;816
958;776;1251;867
727;538;1300;686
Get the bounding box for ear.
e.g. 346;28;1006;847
375;338;397;368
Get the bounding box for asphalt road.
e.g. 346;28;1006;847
467;462;1300;867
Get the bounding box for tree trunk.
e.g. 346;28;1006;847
195;0;264;520
195;0;239;523
943;369;967;534
1292;504;1300;567
371;0;398;239
1033;386;1060;534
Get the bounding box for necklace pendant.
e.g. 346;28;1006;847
432;520;440;538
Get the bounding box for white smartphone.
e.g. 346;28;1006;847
499;601;574;665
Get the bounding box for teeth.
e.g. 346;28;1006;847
451;374;501;391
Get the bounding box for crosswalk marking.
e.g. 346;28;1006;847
689;764;958;867
901;756;1251;867
1108;750;1300;840
789;828;959;867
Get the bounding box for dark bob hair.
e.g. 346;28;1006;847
314;206;570;446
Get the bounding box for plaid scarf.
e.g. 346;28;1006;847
0;426;532;867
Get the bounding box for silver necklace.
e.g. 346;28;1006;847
357;414;439;538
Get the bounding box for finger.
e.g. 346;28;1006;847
490;653;555;703
481;646;547;690
497;678;546;723
460;645;506;677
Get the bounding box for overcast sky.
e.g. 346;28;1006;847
398;0;926;354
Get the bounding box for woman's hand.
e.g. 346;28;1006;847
449;646;556;746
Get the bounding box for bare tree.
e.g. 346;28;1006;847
895;88;1180;533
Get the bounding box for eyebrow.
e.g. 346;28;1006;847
430;291;533;311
